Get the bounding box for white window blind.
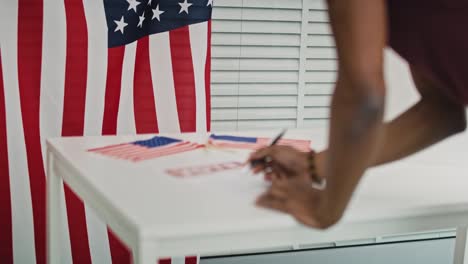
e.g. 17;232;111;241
210;0;336;131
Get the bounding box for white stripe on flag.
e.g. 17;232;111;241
40;1;73;263
171;256;186;264
92;141;189;158
208;141;261;150
82;1;113;263
174;256;200;264
124;142;191;159
84;205;112;264
90;141;201;162
209;137;311;150
189;22;208;133
90;143;132;153
100;142;188;156
149;32;181;133
94;144;141;156
132;143;201;162
1;1;37;262
39;0;66;168
117;42;138;135
83;0;108;136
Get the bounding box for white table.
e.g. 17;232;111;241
46;129;468;264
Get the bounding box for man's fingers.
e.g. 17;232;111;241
252;163;284;180
249;145;300;162
248;147;271;161
252;164;266;174
268;183;289;199
256;193;289;213
271;171;290;188
270;163;291;179
248;146;286;164
271;174;314;198
254;161;291;179
249;148;276;174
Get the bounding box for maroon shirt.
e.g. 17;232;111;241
387;0;468;105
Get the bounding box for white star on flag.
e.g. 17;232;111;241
114;16;128;34
127;0;141;13
137;14;145;28
152;5;165;21
178;0;193;14
148;0;152;5
207;0;213;6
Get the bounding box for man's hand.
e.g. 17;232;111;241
248;146;340;228
248;145;310;181
255;165;339;229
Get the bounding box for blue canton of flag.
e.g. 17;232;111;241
104;0;213;48
133;135;182;146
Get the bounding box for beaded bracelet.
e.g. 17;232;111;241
307;150;327;190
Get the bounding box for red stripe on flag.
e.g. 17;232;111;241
62;0;88;135
134;36;159;134
102;46;125;135
131;143;202;162
186;256;198;264
62;0;92;263
205;20;212;132
104;45;132;264
17;1;47;263
108;229;132;264
91;142;187;158
89;141;202;162
170;26;197;133
103;40;132;263
88;143;128;152
0;52;13;264
63;185;91;263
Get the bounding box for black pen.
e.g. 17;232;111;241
250;129;287;168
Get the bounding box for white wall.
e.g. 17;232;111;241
210;0;424;132
384;49;420;121
210;0;336;131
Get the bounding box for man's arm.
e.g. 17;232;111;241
250;0;466;229
316;69;467;174
319;0;387;222
250;0;388;227
369;69;467;166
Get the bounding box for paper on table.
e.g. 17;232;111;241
166;161;245;177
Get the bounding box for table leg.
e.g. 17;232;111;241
47;151;62;264
134;242;156;264
454;226;468;264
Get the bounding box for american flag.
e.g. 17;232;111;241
0;0;211;263
89;136;204;162
208;135;312;152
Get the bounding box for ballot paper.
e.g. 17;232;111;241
141;148;269;194
88;136;204;162
208;134;311;152
166;161;245;178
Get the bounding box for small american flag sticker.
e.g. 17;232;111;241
88;136;203;162
208;134;311;152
